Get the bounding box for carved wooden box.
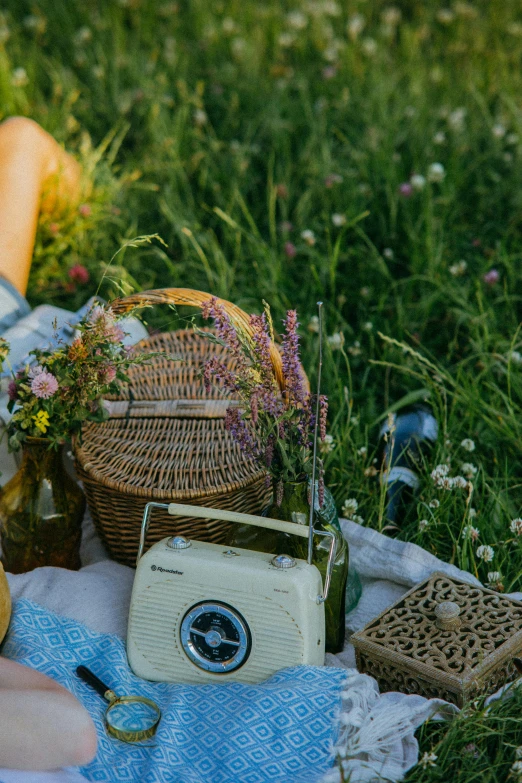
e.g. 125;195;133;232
351;571;522;707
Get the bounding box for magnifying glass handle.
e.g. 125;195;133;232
76;665;113;701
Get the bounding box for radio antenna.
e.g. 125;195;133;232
308;301;323;565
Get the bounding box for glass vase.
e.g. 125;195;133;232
230;480;349;654
0;438;85;574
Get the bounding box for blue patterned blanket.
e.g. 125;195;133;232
2;600;347;783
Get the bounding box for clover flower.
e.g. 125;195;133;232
31;370;59;399
420;752;438;769
320;434;335;454
410;174;426;191
462;526;479;542
427;162;445;182
476;544;494;562
483;268;500;286
449;260;467;276
460;438;475;452
342;498;358;519
510;518;522;536
301;229;316;246
461;463;478;479
419;519;430;531
331;213;346;227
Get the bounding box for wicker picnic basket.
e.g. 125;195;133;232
73;288;285;567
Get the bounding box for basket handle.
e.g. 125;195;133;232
110;287;285;391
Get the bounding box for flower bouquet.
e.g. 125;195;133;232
200;298;348;653
0;306;159;573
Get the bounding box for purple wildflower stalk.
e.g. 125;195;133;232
201;298;247;371
249;312;283;418
319;395;328;441
281;310;306;407
224;407;260;460
203;357;240;395
276;479;284;507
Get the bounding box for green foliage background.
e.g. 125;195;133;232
2;0;522;777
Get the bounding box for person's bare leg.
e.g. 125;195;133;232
0;117;81;296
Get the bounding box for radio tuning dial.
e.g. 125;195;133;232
180;602;251;673
167;536;191;550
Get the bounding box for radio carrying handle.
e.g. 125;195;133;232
137;502;336;604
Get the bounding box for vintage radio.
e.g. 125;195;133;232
127;502;337;684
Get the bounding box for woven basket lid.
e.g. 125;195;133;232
74;330;265;501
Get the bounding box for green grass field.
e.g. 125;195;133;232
2;0;522;778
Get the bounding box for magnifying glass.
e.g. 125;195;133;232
76;665;161;743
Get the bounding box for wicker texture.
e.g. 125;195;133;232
74;326;271;567
352;572;522;706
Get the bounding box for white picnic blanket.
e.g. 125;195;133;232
2;512;506;783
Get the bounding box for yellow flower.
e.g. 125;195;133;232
33;410;50;434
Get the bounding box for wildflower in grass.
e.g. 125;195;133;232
383;248;394;259
483;268;500;286
320;434;335;454
352;515;364;525
347;14;365;39
331;213;346;227
284;241;297;259
431;463;450;484
487;572;504;591
461;438;475;452
462;526;479;542
455;2;478;18
433;131;446;145
510;518;522;535
279;221;293;233
327;332;344;350
348;341;361;357
364;466;378;477
410;174;426;191
399;182;413;197
363;322;373;332
222;17;237;34
324;174;343;188
419;519;430;531
381;7;401;26
11;67;29;87
437;8;455;24
476;544;494;562
507;133;519;145
469;508;477;518
68;264;89;285
322;66;337;80
429;499;440;509
361;38;378;56
492;123;506;139
516;747;522;759
448;108;466;131
461;462;478;479
509;351;522;365
342;498;358;519
78;203;92;217
301;229;316;246
449;260;467;276
420;751;438;768
308;316;319;333
462;743;480;758
193;109;208;127
31;370;59;399
357;446;368;457
275;183;288;199
427;162;446;183
510;759;522;781
452;476;469;489
287;10;308;29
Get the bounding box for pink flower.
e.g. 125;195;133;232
324;174;343;188
7;380;17;401
49;222;60;235
78;203;92;217
31;370;59;399
322;66;337;79
99;364;117;384
399;182;413;197
279;221;294;233
68;264;90;284
284;241;297;258
483;268;499;286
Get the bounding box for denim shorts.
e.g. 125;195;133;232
0;275;31;334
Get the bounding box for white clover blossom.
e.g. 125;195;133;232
327;332;344;349
419;519;430;531
469;508;477;518
448;107;466;131
510;760;522;781
301;229;316;246
420;751;438;769
11;67;29;87
364;466;378;477
308;315;320;333
510;518;522;536
449;260;467;276
287;10;308;29
320;433;335;454
476;544;494;562
357;446;368;456
362;321;373;332
342;498;358;519
383;247;394;259
509;351;522;365
361;37;378;56
460;438;475;452
331;213;346;227
462;525;479;541
348;341;362;356
507;133;519;146
193;109;208;126
347;14;365;39
427;162;446;183
433;131;446;145
487;571;501;584
492;123;506;139
437;8;455;24
461;462;478;479
352;515;364;525
410;173;426;191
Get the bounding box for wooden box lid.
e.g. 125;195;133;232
351;571;522;706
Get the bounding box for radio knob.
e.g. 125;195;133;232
167;536;192;550
271;554;296;569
